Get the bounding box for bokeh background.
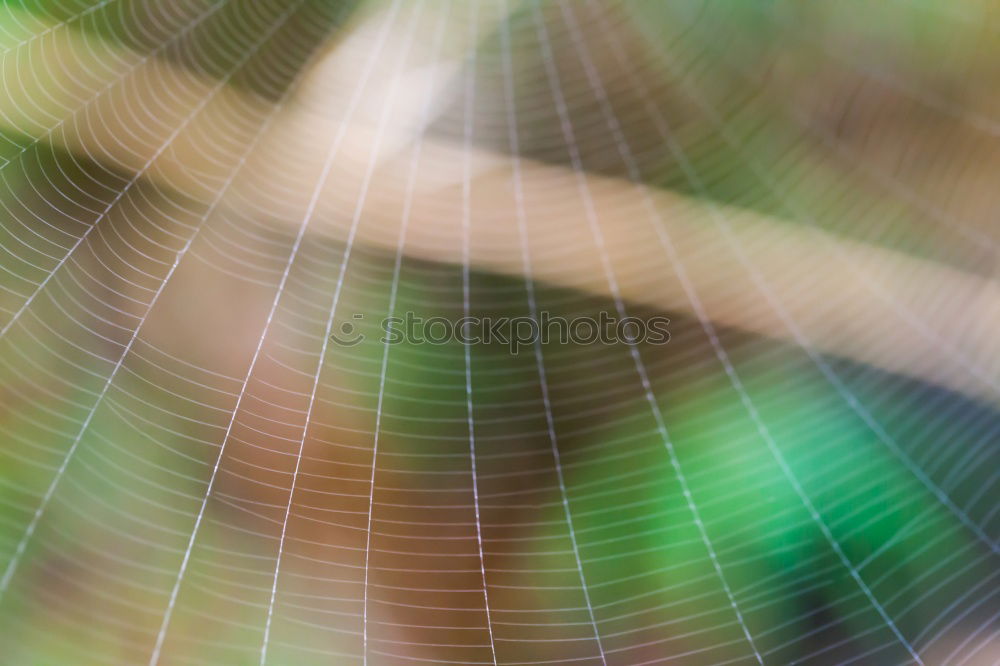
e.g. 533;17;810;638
0;1;998;664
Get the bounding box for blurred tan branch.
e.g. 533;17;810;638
5;4;998;402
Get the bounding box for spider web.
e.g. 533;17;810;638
0;1;998;664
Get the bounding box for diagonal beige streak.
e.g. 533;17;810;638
7;7;999;404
